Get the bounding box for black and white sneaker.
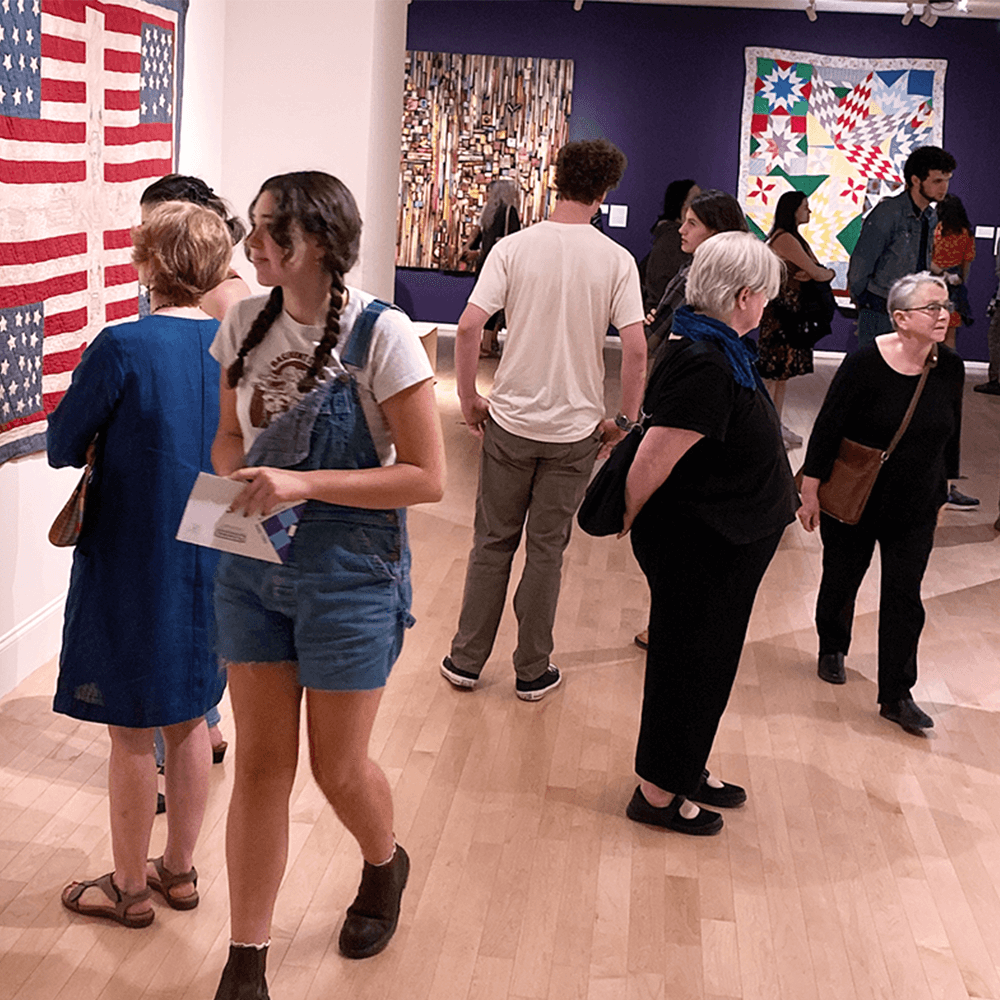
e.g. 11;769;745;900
440;656;479;690
515;664;562;702
946;485;979;510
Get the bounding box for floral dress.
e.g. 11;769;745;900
756;236;818;380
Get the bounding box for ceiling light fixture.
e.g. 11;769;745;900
919;4;939;25
901;2;914;23
806;0;818;20
956;0;969;10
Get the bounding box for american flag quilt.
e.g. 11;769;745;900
738;47;946;301
0;0;186;465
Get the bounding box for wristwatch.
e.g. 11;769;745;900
613;412;636;432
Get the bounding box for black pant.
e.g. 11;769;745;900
816;509;936;704
631;518;783;796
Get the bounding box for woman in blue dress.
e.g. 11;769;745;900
49;201;233;927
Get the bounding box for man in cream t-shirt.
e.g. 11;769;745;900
442;138;646;701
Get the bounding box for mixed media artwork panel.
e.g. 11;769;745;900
397;50;574;271
0;0;186;465
739;47;946;297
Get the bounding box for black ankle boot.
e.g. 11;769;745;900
213;943;270;1000
338;844;410;959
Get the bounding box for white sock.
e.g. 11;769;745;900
372;842;397;867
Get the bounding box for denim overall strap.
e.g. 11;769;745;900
245;300;398;470
341;299;399;370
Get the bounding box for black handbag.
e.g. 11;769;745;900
770;277;835;350
576;423;645;537
789;279;836;348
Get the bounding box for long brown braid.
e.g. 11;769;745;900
297;267;345;393
226;286;283;388
227;172;362;391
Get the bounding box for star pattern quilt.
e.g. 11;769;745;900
739;47;947;297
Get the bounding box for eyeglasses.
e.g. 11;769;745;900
896;302;951;316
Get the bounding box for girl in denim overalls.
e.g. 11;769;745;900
208;172;445;1000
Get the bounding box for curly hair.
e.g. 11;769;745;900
903;146;956;187
935;194;971;237
131;201;232;307
554;139;627;205
227;171;362;392
141;174;247;244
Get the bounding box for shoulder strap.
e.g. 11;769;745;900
884;344;938;459
341;299;399;369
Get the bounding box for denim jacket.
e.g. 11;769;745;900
847;192;936;303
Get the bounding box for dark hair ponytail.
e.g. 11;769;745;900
227;287;283;388
141;173;247;244
688;189;749;236
767;190;809;251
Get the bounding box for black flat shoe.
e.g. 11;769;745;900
818;652;846;685
691;770;746;808
625;787;723;836
879;697;933;733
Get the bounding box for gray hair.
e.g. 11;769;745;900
480;177;519;231
887;271;949;317
685;231;783;319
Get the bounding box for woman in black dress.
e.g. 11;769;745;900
798;272;963;733
622;232;797;835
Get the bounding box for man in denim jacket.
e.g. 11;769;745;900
848;146;955;345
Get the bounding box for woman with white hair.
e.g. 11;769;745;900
798;272;963;734
621;231;798;835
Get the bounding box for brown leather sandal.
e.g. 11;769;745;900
61;872;154;928
147;855;199;910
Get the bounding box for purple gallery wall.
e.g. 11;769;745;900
395;0;1000;360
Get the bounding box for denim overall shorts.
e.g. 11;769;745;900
214;301;415;691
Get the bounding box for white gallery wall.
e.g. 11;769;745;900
0;0;409;699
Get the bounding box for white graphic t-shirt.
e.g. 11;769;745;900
210;287;433;466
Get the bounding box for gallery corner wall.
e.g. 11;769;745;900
0;0;410;700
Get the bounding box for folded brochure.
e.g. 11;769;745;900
176;472;306;564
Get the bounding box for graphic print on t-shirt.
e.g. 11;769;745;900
249;350;313;428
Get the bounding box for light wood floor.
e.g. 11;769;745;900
2;340;1000;1000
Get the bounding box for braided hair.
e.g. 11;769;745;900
226;172;362;392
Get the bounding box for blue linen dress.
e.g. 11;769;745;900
47;315;225;728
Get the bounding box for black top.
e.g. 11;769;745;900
634;338;799;545
802;343;963;520
642;219;690;314
472;205;521;273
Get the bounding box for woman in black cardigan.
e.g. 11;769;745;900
622;232;797;836
798;272;963;733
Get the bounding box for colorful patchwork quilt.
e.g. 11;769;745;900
739;47;947;297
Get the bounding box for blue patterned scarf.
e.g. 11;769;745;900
671;306;766;393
